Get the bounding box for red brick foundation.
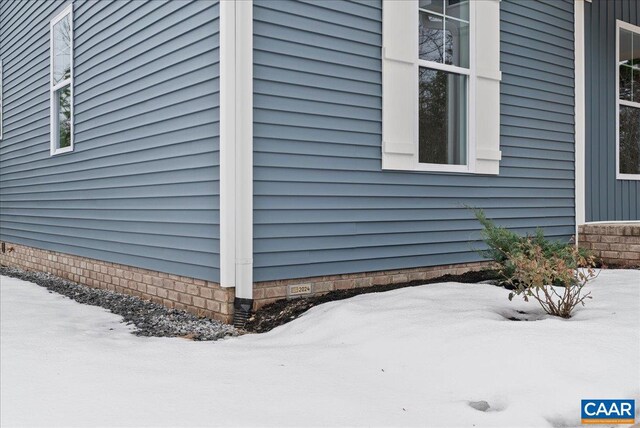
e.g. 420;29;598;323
578;223;640;267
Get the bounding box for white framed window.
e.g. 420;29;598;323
616;20;640;180
382;0;501;175
0;59;3;141
50;4;73;155
417;0;472;172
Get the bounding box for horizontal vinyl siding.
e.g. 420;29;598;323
0;0;221;281
252;0;576;282
585;0;640;221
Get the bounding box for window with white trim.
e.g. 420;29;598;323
382;0;501;174
50;5;73;155
418;0;469;167
617;20;640;179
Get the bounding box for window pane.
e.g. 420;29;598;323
633;31;640;68
419;0;444;15
55;84;71;149
635;68;640;101
419;68;467;165
619;105;640;175
620;29;633;65
445;0;469;22
53;14;71;85
444;18;469;68
419;12;444;63
620;65;633;101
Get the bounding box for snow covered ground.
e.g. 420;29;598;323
1;270;639;427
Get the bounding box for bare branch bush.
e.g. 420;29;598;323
472;208;599;318
503;240;598;318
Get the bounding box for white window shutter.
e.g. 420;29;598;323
473;0;502;175
381;0;418;170
381;0;501;174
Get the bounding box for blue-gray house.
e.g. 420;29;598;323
0;0;638;324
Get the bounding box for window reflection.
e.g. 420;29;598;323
419;13;444;63
53;15;71;85
418;0;470;166
419;68;467;165
620;106;640;175
618;26;640;175
444;18;469;68
56;85;71;149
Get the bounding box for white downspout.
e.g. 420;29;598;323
574;0;586;244
220;0;253;325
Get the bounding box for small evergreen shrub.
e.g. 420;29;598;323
473;209;522;278
472;209;598;318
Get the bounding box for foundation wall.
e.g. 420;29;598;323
1;241;490;322
253;261;489;310
578;224;640;267
0;242;234;323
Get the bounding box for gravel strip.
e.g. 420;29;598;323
0;266;237;341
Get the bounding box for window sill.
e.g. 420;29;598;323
616;173;640;181
382;163;483;175
50;145;73;156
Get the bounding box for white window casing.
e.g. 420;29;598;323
49;4;74;156
615;19;640;180
382;0;501;174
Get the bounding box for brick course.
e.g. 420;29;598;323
0;242;234;323
1;241;491;323
253;261;489;310
578;223;640;267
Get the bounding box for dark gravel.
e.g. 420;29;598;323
0;266;237;341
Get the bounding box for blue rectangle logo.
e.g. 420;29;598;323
581;399;635;424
